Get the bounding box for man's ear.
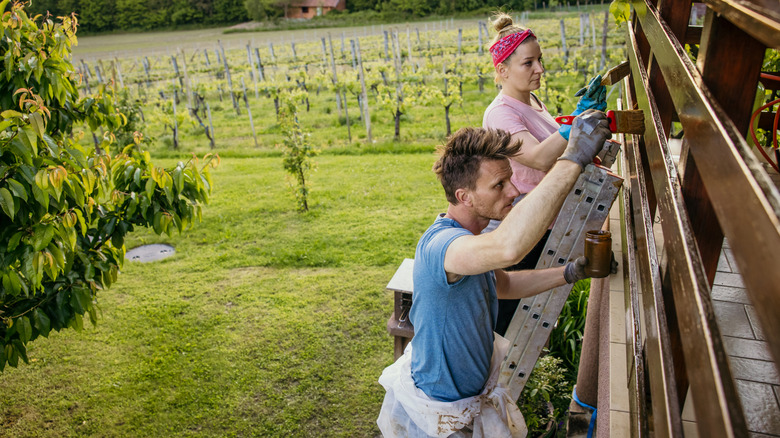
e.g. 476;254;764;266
455;188;472;207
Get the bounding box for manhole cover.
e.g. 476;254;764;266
125;244;175;262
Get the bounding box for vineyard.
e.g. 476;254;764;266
0;7;632;437
75;11;627;159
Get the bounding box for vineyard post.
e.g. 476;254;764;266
355;38;372;143
170;54;183;88
590;13;597;57
179;48;194;112
218;40;240;115
215;48;221;64
172;88;179;149
457;28;462;56
94;63;104;84
383;31;390;61
416;28;420;45
600;11;609;71
341;32;345;55
478;22;483;55
392;29;403;140
206;101;215;149
203;49;210;66
327;34;343;118
78;63;90;94
240;77;259;148
248;43;259;99
112;58;124;89
579;13;585;46
349;38;357;69
254;48;265;81
245;43;253;74
406;25;413;67
559;19;569;64
291;41;297;62
269;42;275;63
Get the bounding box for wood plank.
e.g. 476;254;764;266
634;0;780;381
627;11;750;436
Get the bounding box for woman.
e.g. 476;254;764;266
483;13;606;336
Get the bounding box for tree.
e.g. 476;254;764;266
0;1;217;370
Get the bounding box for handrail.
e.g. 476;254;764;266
618;0;780;435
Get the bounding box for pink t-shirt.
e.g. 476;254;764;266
482;93;560;194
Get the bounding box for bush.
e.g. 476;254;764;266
0;1;217;371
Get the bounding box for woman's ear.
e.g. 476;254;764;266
496;62;509;80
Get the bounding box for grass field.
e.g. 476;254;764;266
0;153;443;437
1;8;623;437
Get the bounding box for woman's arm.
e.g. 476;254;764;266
510;129;568;172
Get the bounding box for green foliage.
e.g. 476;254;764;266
548;279;589;381
608;0;631;26
518;354;571;436
278;89;318;212
0;0;216;371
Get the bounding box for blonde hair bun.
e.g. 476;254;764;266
492;13;514;33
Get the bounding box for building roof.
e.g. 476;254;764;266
289;0;342;8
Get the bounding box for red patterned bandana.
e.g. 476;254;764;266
489;29;536;67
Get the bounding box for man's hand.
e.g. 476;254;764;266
558;110;612;170
564;257;588;284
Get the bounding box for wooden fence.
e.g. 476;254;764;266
618;0;779;436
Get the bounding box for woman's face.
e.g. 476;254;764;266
498;39;544;93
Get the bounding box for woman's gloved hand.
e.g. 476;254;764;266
574;74;607;113
558;75;607;140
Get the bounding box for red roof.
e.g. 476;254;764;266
290;0;342;7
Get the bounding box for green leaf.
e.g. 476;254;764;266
6;344;18;368
7;178;28;201
18;316;32;343
0;187;15;220
32;309;51;338
29;111;45;138
12;340;29;364
0;109;24;119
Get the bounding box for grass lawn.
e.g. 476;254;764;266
2;9;625;436
0;153;444;437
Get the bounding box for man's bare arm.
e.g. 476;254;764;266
444;159;582;276
494;267;568;300
444;111;611;277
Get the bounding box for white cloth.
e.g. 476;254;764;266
377;335;528;438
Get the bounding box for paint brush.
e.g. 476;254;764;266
555;110;645;134
600;61;631;86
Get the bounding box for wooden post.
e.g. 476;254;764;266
170;54;183;88
327;34;342;118
172;89;179;149
601;11;609;71
355;38;372;143
219;40;240;115
254;48;265;82
478;21;484;55
240;77;259;148
179;48;194;113
406;25;413;67
560;19;569;64
269;42;275;63
383;30;390;61
206;101;215;149
113;58;124;88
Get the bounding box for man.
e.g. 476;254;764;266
377;110;612;437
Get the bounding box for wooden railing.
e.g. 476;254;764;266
618;0;779;436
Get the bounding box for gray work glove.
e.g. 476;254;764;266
557;110;612;170
564;256;588;284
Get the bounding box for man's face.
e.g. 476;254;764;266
468;159;520;221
